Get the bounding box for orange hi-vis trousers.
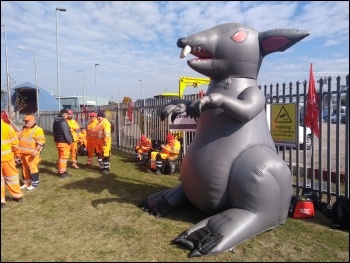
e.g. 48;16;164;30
86;139;97;165
70;141;78;164
56;142;71;174
1;161;24;203
21;154;41;187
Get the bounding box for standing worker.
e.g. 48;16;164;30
67;109;81;169
53;109;73;178
1;119;24;208
18;114;45;190
95;111;111;174
86;111;99;167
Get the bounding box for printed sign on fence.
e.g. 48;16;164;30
270;103;297;146
168;112;197;132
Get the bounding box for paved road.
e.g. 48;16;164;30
277;122;347;174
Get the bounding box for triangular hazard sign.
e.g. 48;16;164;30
275;106;292;123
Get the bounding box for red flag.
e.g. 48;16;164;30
304;63;320;138
1;110;10;124
127;102;133;123
1;110;20;132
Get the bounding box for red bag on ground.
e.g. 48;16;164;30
289;196;315;219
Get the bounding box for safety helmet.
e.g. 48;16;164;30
166;134;175;142
67;109;73;115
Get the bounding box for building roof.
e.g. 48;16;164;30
10;82;62;111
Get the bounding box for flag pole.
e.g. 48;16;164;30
9;118;21;132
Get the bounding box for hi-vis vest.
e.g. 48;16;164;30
78;130;87;146
87;119;98;141
162;139;181;159
18;125;45;154
67;119;81;142
95;118;111;143
1;119;20;162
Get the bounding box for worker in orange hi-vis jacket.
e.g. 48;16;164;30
86;111;99;166
18;114;45;191
95;111;111;174
66;109;81;169
135;135;152;164
1;119;24;209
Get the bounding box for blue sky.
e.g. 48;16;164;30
1;1;349;102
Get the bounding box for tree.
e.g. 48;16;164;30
122;96;132;103
1;88;6;103
1;77;16;115
15;89;28;114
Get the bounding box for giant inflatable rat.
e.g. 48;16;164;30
139;23;309;257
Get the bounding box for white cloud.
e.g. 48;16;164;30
1;1;349;103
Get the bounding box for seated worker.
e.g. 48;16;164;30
134;135;152;164
148;133;180;175
77;127;87;156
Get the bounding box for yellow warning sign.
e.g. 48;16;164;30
275;106;292;123
270;103;297;146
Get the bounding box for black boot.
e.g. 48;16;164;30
100;157;110;174
59;171;72;178
155;157;163;175
97;153;104;170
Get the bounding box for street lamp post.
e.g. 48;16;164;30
76;70;85;107
95;63;99;109
139;79;143;100
18;47;39;120
56;7;66;112
1;25;11;118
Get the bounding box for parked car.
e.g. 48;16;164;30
324;106;346;122
331;113;346;124
331;114;338;123
298;126;312;150
340;113;347;124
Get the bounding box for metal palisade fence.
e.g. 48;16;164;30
38;75;349;205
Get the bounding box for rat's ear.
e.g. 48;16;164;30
259;29;309;57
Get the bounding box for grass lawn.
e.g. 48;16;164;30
1;134;349;262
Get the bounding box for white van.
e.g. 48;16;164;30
266;104;312;150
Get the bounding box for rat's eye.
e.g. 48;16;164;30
231;30;248;43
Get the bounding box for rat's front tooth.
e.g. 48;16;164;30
180;45;191;58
